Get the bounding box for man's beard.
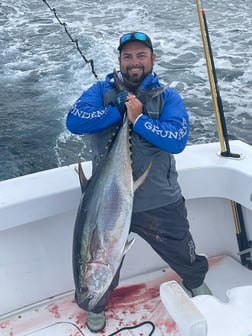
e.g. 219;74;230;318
121;66;152;86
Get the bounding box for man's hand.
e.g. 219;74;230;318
125;94;143;124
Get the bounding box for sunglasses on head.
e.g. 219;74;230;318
120;32;149;44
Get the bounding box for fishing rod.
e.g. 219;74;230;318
196;0;251;267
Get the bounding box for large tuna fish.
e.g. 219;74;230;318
72;114;150;311
72;70;167;311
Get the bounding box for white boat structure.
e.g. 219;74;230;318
1;1;252;334
1;139;252;336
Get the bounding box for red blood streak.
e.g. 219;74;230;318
75;311;86;328
165;318;177;333
108;282;161;309
0;320;10;328
208;255;225;268
48;304;61;318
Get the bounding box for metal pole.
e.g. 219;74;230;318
195;0;226;153
195;0;250;266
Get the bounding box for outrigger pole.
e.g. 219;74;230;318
195;0;251;267
195;0;239;158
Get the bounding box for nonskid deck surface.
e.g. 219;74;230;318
1;256;252;336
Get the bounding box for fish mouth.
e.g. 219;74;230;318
75;294;97;311
75;288;104;311
76;262;114;310
74;287;92;310
75;286;100;311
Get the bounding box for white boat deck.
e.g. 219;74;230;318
1;140;252;335
1;255;252;336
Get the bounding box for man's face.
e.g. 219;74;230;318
119;41;156;88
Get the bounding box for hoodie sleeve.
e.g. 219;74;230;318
133;88;189;154
66;81;121;134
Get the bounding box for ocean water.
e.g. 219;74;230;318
0;0;251;181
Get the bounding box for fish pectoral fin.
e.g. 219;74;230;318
149;84;169;97
77;160;89;194
137;84;169;104
123;237;135;256
89;226;101;259
133;161;152;192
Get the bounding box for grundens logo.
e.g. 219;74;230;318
144;118;188;140
70;105;109;119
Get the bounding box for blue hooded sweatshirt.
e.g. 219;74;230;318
67;72;189;212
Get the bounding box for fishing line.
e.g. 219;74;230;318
107;320;155;336
41;0;100;81
28;320;155;336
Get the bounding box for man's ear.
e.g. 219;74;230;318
152;52;157;64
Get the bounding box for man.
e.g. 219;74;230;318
66;32;211;333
